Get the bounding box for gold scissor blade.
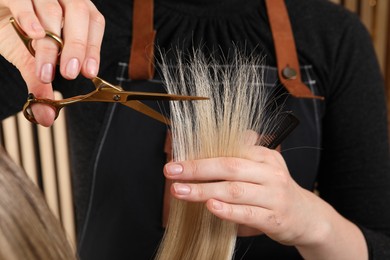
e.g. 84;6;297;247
123;100;170;125
92;77;209;102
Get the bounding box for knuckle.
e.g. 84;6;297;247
187;160;199;177
242;206;257;222
16;11;35;23
220;157;242;174
225;204;235;218
243;130;259;145
195;185;206;200
68;38;87;51
91;11;106;28
43;2;63;19
87;44;101;55
68;1;90;16
226;182;244;200
274;169;289;185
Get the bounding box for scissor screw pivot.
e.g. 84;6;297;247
113;94;121;101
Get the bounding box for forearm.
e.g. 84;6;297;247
296;190;368;260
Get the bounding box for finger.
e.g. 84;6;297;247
165;157;278;184
206;199;279;234
33;0;64;83
80;1;105;78
19;58;56;126
171;181;276;209
7;0;45;38
58;0;91;79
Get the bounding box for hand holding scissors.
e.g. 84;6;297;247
9;17;207;125
23;76;207;125
0;1;105;126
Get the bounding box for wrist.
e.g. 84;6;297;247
294;189;335;248
294;190;368;260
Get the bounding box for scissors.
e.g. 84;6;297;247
9;17;208;125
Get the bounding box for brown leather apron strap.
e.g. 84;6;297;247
128;0;156;80
265;0;323;99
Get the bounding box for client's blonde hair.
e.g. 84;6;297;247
157;50;276;260
0;146;76;260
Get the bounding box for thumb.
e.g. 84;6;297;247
20;62;56;127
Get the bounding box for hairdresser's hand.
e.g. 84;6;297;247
164;146;334;247
0;0;104;126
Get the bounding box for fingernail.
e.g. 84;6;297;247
86;58;98;76
212;201;223;210
166;163;183;175
40;63;54;83
173;183;191;195
66;58;80;79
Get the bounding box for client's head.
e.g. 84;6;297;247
0;146;76;260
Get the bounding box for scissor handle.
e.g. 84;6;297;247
23;93;63;124
9;17;64;57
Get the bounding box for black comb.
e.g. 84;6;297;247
259;113;300;149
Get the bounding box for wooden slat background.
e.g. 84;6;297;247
0;0;388;251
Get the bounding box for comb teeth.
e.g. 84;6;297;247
259;113;299;149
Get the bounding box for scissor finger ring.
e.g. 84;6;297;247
9;17;64;57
